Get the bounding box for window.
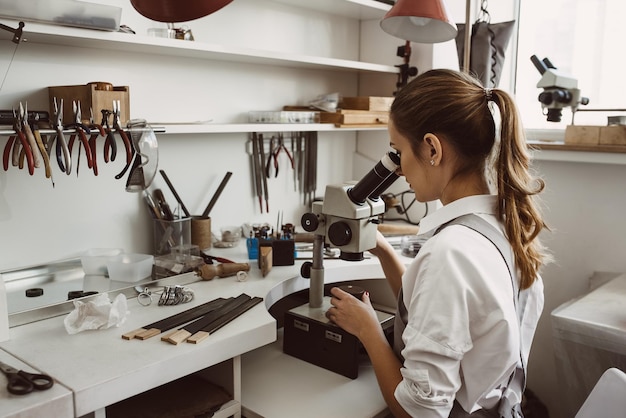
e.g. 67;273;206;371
514;0;626;130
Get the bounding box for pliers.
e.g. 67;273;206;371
266;133;294;177
21;102;53;181
49;97;72;175
113;99;135;180
101;109;117;163
2;107;34;175
87;108;106;176
66;100;93;173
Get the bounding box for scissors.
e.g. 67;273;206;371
0;360;54;395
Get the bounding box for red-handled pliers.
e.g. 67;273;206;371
87;108;106;176
66;100;93;173
3;107;34;175
113;99;135;180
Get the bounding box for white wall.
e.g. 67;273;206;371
0;0;395;271
526;158;626;417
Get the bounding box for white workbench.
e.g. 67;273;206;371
0;243;402;417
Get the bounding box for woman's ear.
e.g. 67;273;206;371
423;133;443;166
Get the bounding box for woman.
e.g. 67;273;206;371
326;69;549;417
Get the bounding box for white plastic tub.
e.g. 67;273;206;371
106;254;154;283
81;248;123;275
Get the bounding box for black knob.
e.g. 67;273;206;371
328;221;352;246
300;261;312;278
538;91;553;105
301;213;319;232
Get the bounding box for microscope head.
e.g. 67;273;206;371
301;152;400;261
531;55;589;122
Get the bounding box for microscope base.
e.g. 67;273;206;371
283;297;394;379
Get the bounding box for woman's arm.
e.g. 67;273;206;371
327;287;411;418
369;231;406;297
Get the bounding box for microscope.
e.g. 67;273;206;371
283;151;400;379
531;55;589;123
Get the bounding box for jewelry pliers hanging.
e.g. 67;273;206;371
87;108;106;176
113;99;135;180
49;97;72;175
66;100;93;173
2;107;34;174
21;102;53;181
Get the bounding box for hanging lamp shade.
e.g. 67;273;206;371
131;0;233;23
380;0;457;43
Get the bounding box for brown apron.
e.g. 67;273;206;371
393;214;525;418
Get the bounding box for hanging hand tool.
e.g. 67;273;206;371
113;100;134;180
2;133;16;171
251;132;263;213
22;103;53;182
8;107;34;174
100;109;117;163
66;100;93;174
266;132;294;178
49;97;71;175
258;133;269;212
87;108;106;176
18;103;41;170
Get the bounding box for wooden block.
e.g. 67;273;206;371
340;96;394;111
135;328;161;340
564;125;600;145
121;328;146;340
338;110;388;125
259;246;272;277
599;125;626;145
187;331;210;344
165;329;192;345
48;83;130;126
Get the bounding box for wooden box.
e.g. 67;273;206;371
48;83;130;126
340;96;394;112
599;125;626;145
564;125;600;146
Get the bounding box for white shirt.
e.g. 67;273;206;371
394;195;544;417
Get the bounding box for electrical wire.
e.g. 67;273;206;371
380;190;428;225
0;40;19;92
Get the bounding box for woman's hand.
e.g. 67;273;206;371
325;286;381;340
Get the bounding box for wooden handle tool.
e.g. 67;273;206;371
197;263;250;281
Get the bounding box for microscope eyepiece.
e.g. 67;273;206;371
347;152;401;204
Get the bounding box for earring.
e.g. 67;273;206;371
430;159;435;166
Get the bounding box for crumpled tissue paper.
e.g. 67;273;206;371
64;293;128;334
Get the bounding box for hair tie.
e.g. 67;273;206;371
484;88;493;102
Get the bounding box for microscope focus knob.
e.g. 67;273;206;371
300;261;312;279
328;221;352;247
301;213;319;232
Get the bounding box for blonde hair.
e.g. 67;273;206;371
390;69;549;289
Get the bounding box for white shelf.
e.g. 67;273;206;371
15;20;398;74
271;0;391;19
153;123;388;134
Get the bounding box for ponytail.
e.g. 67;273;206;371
390;69;550;289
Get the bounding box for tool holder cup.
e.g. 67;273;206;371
191;216;212;251
153;217;192;257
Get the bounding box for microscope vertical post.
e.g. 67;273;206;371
309;234;325;308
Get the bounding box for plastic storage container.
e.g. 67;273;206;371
0;0;122;31
106;254;154;282
551;274;626;418
81;248;123;275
